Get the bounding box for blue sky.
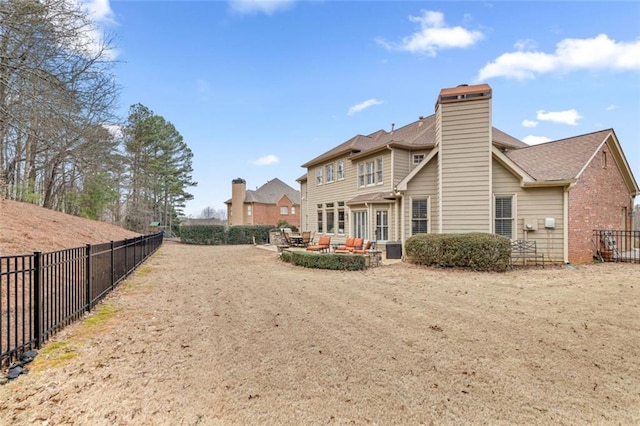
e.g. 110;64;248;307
87;1;639;216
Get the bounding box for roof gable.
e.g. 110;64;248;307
246;178;301;204
506;130;612;181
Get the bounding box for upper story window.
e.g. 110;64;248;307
247;205;252;216
326;163;334;183
366;161;375;185
358;157;383;187
291;206;296;215
316;167;323;185
413;154;425;165
280;206;289;215
337;160;345;180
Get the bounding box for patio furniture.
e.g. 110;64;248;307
306;235;331;252
352;240;373;254
282;231;293;246
301;231;313;247
335;237;363;253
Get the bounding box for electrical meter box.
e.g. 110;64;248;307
523;218;538;231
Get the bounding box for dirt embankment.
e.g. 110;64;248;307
0;199;139;255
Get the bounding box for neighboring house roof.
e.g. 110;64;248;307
241;178;301;204
301;114;527;168
506;129;612;181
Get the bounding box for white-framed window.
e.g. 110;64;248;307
337;160;345;180
413;154;425;165
291;206;296;215
375;210;388;241
494;195;514;239
337;202;345;234
366;161;375;185
280;206;289;215
358;163;365;187
317;204;323;233
316;167;323;185
411;198;428;234
358;157;383;187
326;203;335;233
247;205;252;216
326;164;334;183
352;210;368;239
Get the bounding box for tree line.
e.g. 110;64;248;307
0;0;195;233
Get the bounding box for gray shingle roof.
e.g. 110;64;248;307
302;114;526;167
245;178;301;204
506;129;611;181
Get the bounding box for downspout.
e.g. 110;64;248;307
395;197;399;242
398;190;405;244
563;186;571;263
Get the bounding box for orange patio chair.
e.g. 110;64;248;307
306;235;331;252
352;240;373;255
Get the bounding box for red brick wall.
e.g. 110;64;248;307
568;142;633;263
246;199;300;227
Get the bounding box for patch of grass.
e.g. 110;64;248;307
29;341;78;372
84;304;119;329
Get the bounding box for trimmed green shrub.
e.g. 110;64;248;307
405;233;511;272
280;250;366;271
180;225;271;245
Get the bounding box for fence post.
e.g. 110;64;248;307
33;252;42;349
85;244;92;312
110;241;114;290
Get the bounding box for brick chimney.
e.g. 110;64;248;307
230;178;246;225
436;83;493;233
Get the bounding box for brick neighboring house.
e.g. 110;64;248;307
226;178;300;227
298;83;638;264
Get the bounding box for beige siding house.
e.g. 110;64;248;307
298;84;639;264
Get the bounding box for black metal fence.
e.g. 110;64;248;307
593;229;640;264
0;233;163;368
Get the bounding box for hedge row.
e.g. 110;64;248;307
404;233;511;272
179;225;272;245
280;250;367;271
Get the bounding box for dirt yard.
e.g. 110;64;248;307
1;242;639;425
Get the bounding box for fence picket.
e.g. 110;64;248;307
0;233;163;368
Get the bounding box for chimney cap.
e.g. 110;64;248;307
437;83;492;105
232;178;246;184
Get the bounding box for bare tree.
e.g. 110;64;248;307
0;0;120;214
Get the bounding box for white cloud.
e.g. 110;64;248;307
229;0;295;15
102;123;123;139
477;34;640;81
348;99;383;116
376;10;484;56
254;154;279;166
514;38;537;51
522;120;538;128
76;0;118;59
536;109;582;126
606;104;619;110
522;135;552;145
81;0;115;24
